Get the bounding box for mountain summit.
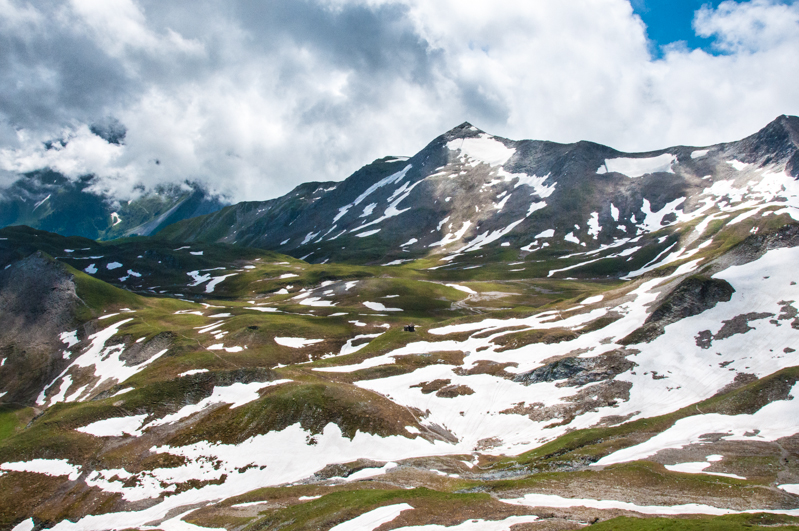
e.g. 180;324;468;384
159;116;799;272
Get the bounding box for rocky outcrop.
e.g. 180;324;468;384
513;351;634;387
619;275;735;345
0;252;82;404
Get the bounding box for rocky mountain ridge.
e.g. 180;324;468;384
159;115;799;270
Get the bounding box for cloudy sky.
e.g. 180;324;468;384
0;0;798;202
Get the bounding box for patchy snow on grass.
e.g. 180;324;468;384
179;369;209;377
84;264;98;274
106;262;123;270
150;510;225;531
275;337;324;348
594;383;799;468
299;297;337;307
1;459;82;481
148;380;292;428
207;344;245;353
77;414;148;437
582;295;604;304
245;307;279;313
329;503;413;531
187;271;212;286
38;318;168;406
355;229;381;238
206;274;238;293
56;423;456;531
392;515;539;530
503;492;734;516
337;333;384;357
446;284;476;294
597;154;676;177
280;273;299;279
665;456;745;480
190;251;204;256
535;229;554;238
231;501;268;508
363;301;402;312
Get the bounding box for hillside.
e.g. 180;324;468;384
1;117;799;530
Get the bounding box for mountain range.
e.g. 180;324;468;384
0;116;799;530
159;115;799;269
0;172;226;241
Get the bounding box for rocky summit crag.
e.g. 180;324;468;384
1;117;799;530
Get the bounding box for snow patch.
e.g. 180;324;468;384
363;301;403;312
597;154;676;177
206;274;237;293
356;229;381;238
60;330;79;348
77;414;148;437
330;503;413;531
275;337;324;348
446;134;515;167
446;284;476;294
1;459;82;481
179;369;209;377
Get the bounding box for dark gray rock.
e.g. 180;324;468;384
0;252;82;404
620;276;735;345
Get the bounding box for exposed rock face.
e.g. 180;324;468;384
620;276;735;344
513;351;635;387
0;252;82;403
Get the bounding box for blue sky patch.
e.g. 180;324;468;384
632;0;725;56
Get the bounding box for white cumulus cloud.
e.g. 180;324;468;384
0;0;796;202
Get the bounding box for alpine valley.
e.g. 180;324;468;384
2;116;799;530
